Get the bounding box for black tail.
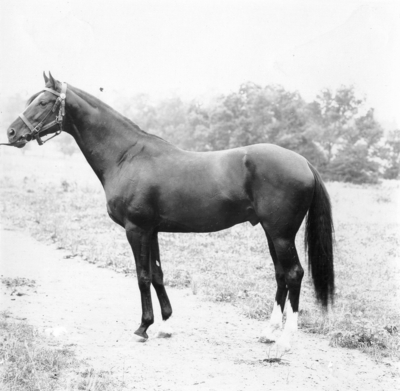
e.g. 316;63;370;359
305;163;335;308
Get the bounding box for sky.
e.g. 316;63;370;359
1;0;399;128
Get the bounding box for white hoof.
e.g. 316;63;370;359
157;320;173;338
260;323;281;343
275;333;292;354
261;302;283;343
274;303;298;354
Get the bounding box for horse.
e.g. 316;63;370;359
4;72;334;351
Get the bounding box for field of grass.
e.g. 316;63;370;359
0;311;125;391
1;148;399;362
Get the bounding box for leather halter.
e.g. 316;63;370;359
19;82;68;145
0;83;68;147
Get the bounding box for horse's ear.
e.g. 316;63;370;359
48;72;57;89
43;71;49;84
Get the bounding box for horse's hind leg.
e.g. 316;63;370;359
261;232;288;342
149;233;174;338
270;236;304;352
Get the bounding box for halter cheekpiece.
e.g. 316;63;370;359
19;82;68;145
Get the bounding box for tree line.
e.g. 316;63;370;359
118;82;399;184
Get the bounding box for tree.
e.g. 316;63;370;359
382;129;400;179
328;144;380;184
311;86;363;164
310;86;383;183
186;100;212;151
205;82;320;163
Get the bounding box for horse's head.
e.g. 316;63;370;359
6;72;67;147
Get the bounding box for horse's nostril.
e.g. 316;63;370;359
8;128;16;137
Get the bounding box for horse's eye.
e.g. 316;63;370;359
39;101;47;106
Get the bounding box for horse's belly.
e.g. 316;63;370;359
157;198;258;233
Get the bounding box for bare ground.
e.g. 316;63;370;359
1;226;398;391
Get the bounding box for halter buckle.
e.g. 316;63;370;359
35;134;44;146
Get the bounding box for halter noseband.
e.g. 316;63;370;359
18;82;68;146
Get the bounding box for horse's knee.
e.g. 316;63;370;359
272;238;303;287
142;313;154;326
138;273;152;292
285;264;304;288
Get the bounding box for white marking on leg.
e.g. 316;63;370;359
261;301;282;342
276;301;298;352
284;302;298;334
157;319;174;338
270;301;283;326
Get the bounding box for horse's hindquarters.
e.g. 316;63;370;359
244;144;314;238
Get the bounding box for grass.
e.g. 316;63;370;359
1;277;36;289
1;149;399;362
0;312;125;391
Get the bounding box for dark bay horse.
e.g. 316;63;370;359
5;73;334;351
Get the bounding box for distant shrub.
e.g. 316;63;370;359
383;165;400;180
327;144;380;184
383;130;400;179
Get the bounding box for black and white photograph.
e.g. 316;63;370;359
0;1;399;390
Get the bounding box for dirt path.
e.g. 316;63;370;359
1;227;397;391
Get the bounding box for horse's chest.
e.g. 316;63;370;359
106;191;155;229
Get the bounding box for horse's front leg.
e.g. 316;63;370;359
150;232;174;338
126;227;154;341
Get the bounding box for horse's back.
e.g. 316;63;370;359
107;143;315;234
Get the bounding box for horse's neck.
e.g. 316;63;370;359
65;90;164;184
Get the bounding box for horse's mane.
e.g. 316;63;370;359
69;85;170;144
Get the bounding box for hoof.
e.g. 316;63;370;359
260;324;281;343
132;334;147;343
133;329;148;343
157;321;173;338
275;334;292;355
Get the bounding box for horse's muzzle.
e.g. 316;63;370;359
3;127;29;148
8;128;16;138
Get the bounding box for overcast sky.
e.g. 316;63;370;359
1;0;399;128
